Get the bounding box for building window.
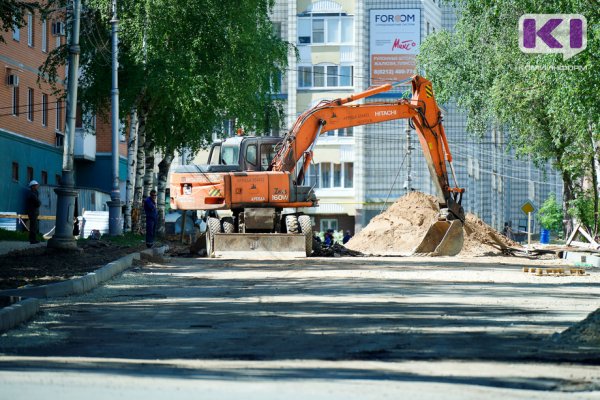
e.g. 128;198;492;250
12;86;19;116
42;94;48;126
327;127;353;137
306;164;320;188
119;120;126;142
298;16;353;45
55;174;62;185
27;13;34;47
55;100;62;131
298;66;312;88
320;219;338;232
344;163;353;188
27;88;34;121
41;171;48;185
327;65;338;87
55;26;61;48
333;163;341;187
312;19;324;43
12;162;19;182
313;65;325;87
298;64;353;88
340;66;353;86
12;20;20;41
55;132;64;147
42;19;47;52
320;163;331;188
310;162;354;188
27;166;34;183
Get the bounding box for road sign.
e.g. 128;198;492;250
521;200;536;215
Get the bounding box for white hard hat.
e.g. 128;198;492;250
29;180;39;187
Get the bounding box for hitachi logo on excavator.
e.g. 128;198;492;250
374;110;397;117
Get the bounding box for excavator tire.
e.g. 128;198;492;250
221;217;235;234
286;215;299;234
206;217;221;258
298;215;313;256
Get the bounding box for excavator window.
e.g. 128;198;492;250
246;144;257;165
207;143;221;165
260;143;277;171
221;143;240;166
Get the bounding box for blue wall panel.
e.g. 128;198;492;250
0;130;63;213
75;155;127;193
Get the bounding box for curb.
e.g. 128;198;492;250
0;245;169;333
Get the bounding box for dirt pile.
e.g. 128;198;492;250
346;191;519;256
556;308;600;346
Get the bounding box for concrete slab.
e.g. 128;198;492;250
564;251;600;267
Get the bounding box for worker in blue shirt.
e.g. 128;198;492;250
143;190;158;248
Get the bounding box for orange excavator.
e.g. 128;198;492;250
170;75;465;257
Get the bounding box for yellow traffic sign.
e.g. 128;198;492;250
521;201;536;215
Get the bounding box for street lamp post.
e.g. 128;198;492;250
48;0;81;251
107;0;123;235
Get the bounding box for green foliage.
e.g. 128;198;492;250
418;0;600;231
41;0;290;155
538;193;563;233
568;191;596;229
0;228;30;241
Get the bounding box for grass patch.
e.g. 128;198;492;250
0;228;31;242
100;232;145;247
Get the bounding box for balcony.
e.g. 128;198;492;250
74;127;96;161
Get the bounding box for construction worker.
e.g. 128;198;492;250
144;190;158;248
26;180;41;244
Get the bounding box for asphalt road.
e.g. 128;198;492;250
0;255;599;399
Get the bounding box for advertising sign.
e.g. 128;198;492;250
370;9;421;85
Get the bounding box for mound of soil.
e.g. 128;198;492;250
346;191;518;256
557;308;600;346
0;240;146;290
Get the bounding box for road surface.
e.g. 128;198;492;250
0;255;599;399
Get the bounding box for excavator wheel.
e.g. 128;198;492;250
285;215;300;234
206;217;221;258
298;215;313;256
221;217;235;234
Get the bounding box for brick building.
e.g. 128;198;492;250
0;9;127;217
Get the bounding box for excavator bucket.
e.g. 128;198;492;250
413;220;464;256
212;233;308;259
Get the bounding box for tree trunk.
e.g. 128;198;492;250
132;110;146;233
157;150;174;238
589;126;600;237
141;132;156;232
562;173;575;239
123;108;138;232
143;134;155;195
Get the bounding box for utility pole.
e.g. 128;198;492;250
405;123;413;193
48;0;81;250
107;0;123;235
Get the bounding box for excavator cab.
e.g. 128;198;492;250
206;136;282;172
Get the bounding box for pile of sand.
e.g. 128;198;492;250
346;191;518;256
556;308;600;346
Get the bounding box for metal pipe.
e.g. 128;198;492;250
47;0;81;250
108;0;122;235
